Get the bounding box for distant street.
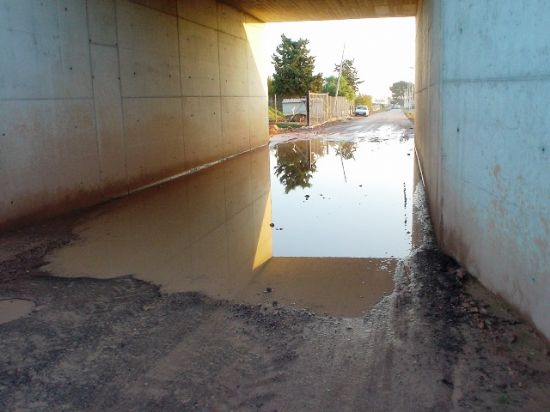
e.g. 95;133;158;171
271;109;414;145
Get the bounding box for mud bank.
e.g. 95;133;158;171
0;183;549;411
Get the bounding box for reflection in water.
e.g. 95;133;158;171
45;147;395;317
335;141;357;160
273;141;318;193
270;131;415;258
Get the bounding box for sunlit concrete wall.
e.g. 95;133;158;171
0;0;268;229
416;0;550;338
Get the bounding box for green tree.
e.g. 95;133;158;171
267;75;275;97
272;35;322;97
322;76;355;100
334;59;363;93
309;73;324;93
355;94;373;111
389;81;413;105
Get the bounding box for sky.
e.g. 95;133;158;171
264;18;415;101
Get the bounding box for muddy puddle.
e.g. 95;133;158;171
45;123;414;317
0;299;35;324
270;133;414;257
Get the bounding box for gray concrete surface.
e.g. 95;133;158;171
415;0;550;338
0;0;268;229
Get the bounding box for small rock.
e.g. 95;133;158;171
456;268;467;280
272;301;278;307
441;378;453;387
269;223;275;228
264;287;272;293
346;326;353;330
305;194;310;199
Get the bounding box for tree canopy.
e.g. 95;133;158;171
390;81;413;105
334;59;363;93
271;35;322;97
355;94;373;110
322;76;355;100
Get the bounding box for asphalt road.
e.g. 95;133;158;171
271;109;414;145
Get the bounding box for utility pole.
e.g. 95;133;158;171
334;43;346;118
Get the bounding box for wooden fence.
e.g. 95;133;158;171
307;92;354;126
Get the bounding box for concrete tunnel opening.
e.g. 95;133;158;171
1;1;549;409
0;0;548;337
40;8;419;318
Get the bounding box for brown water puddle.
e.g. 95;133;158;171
0;299;35;324
45;146;396;317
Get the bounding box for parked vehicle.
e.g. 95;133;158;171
354;105;369;117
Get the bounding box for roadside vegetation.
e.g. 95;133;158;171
269;34;376;130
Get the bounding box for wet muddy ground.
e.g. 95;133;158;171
1;111;549;411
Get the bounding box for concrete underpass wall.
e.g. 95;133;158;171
416;0;550;338
0;0;268;229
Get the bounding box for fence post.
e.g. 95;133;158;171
306;92;310;126
274;94;277;123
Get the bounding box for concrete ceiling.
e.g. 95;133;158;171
220;0;417;22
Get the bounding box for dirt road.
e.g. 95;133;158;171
1;111;549;411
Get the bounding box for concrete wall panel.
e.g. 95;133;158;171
182;96;223;168
90;44;127;195
245;17;267;97
0;100;100;225
179;19;220;96
0;0;92;99
219;33;248;96
119;47;181;97
131;0;178;17
217;3;246;39
87;0;117;46
123;97;184;188
221;96;250;157
177;0;218;30
117;0;181;97
442;0;550;81
248;96;268;148
117;0;178;53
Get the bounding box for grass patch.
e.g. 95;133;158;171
276;122;304;129
268;107;286;122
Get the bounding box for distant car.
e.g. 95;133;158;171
354;105;369;117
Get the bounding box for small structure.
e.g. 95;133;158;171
282;98;307;119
